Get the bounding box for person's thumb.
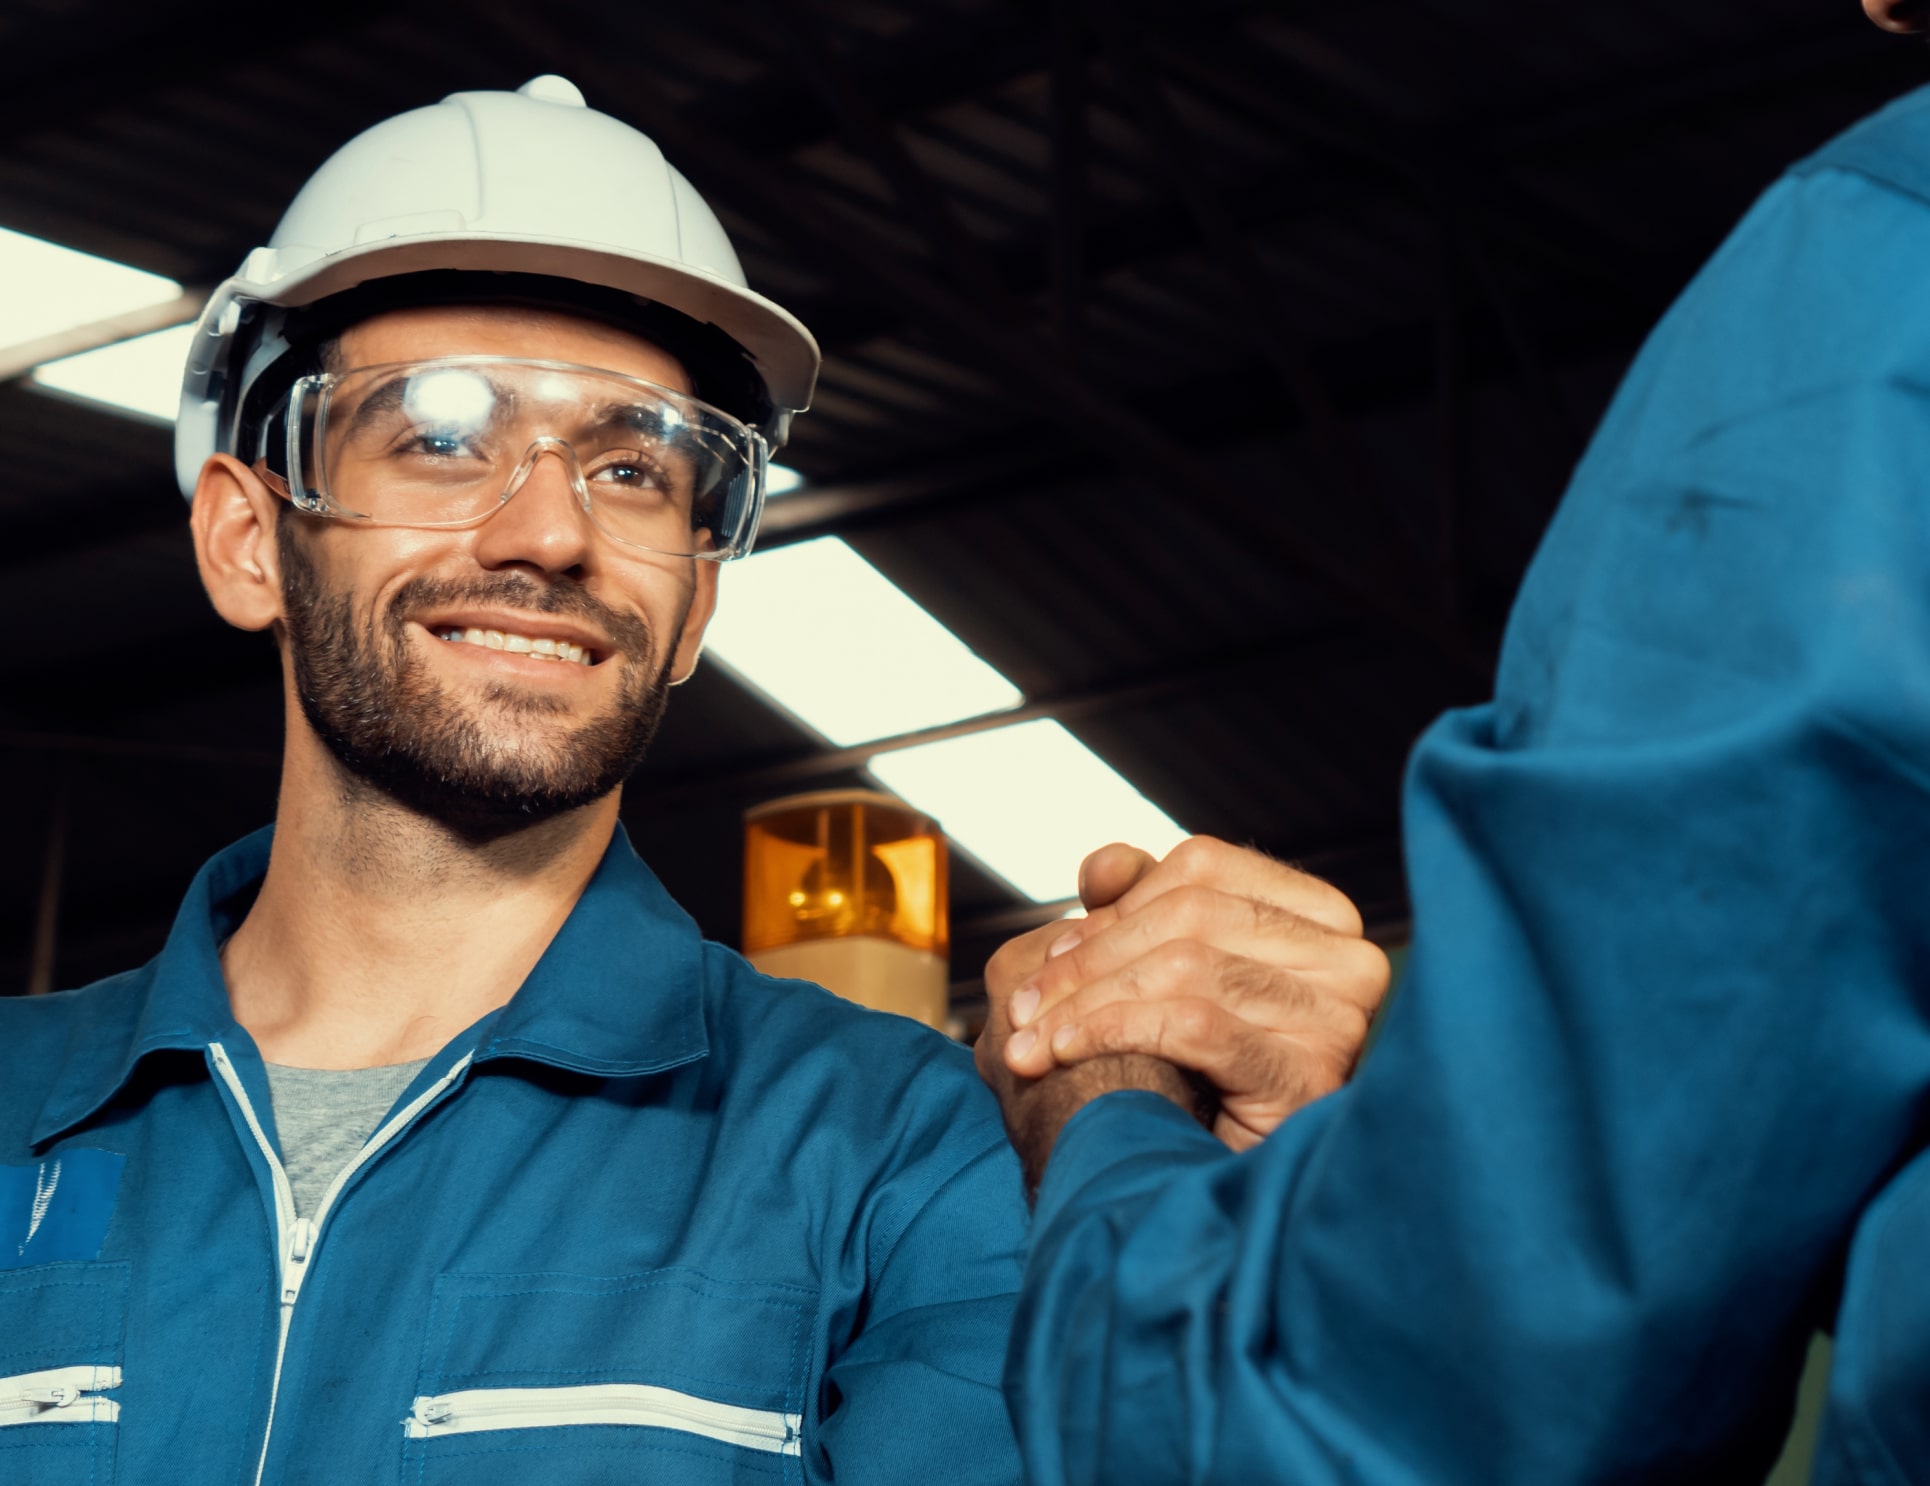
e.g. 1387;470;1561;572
1078;842;1159;911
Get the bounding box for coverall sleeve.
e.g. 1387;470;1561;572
818;1134;1029;1483
1009;154;1930;1484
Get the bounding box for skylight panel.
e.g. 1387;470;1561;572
704;535;1022;746
869;720;1190;903
31;322;196;424
0;227;184;359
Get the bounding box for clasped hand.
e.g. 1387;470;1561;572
975;836;1389;1168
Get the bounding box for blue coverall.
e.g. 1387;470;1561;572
1008;84;1930;1486
0;825;1028;1484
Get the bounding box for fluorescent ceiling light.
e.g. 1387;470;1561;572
31;322;196;423
870;719;1189;902
0;227;183;354
705;535;1021;746
766;464;804;496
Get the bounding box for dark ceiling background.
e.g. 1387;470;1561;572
3;0;1926;1004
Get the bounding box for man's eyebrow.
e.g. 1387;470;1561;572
337;374;513;438
584;398;687;432
338;376;412;439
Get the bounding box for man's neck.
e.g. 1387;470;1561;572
222;732;620;1069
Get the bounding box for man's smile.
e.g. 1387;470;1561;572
429;625;598;667
409;607;616;676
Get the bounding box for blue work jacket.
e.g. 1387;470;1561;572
0;825;1027;1485
1008;84;1930;1485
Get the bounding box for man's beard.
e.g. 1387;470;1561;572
277;520;678;832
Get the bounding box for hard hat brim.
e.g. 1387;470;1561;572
247;232;821;415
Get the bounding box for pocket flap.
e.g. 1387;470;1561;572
0;1262;130;1380
418;1269;811;1418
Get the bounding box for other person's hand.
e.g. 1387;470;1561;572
975;837;1389;1183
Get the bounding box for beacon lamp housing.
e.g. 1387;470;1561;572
742;790;949;1028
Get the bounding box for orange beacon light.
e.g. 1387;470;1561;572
742;789;950;1028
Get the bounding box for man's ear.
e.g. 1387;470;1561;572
190;454;286;633
1865;0;1929;34
667;556;720;685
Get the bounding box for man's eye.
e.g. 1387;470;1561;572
594;460;660;488
412;433;469;457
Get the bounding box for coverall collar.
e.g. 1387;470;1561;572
33;820;709;1145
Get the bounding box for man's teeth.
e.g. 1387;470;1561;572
435;627;594;665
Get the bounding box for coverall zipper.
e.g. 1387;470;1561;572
208;1042;472;1486
0;1365;121;1428
404;1380;803;1454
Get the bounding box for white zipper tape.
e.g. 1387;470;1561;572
405;1382;802;1456
0;1365;122;1428
210;1041;473;1486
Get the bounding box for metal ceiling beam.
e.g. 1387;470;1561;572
741;0;1029;327
765;150;1373;375
0;0;395;150
1090;7;1422;590
1146;37;1645;298
1048;0;1091;361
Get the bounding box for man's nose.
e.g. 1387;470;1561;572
472;444;597;574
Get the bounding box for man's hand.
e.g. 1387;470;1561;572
975;836;1389;1183
975;914;1206;1198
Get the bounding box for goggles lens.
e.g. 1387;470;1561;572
284;358;767;559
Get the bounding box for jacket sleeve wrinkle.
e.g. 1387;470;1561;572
817;1110;1029;1484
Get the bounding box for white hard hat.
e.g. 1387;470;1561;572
174;75;820;496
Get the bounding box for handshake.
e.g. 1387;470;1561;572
977;835;1392;1193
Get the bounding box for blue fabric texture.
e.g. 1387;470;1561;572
1009;84;1930;1486
0;824;1027;1484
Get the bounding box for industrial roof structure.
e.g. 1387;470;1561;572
4;0;1925;1005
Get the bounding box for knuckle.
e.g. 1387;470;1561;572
1151;938;1213;982
1166;882;1219;930
1170;998;1219;1045
1350;940;1394;999
1165;834;1223;879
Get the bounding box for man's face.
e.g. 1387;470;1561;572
273;303;718;831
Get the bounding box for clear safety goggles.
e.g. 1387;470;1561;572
253;356;769;560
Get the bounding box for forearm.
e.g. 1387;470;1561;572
1000;1054;1210;1199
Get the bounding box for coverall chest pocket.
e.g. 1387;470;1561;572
402;1268;814;1485
0;1261;130;1486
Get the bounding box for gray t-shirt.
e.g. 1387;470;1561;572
264;1058;432;1220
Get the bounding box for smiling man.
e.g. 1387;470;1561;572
0;76;1387;1486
